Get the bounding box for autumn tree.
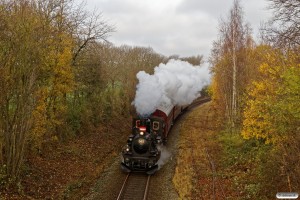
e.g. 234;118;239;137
242;45;300;194
241;0;300;193
30;0;114;140
210;0;254;127
0;0;50;181
0;0;115;184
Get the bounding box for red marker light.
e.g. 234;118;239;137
139;126;146;132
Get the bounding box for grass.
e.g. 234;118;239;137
173;102;222;199
173;102;259;199
173;102;296;199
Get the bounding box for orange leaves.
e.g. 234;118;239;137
31;87;49;150
48;32;75;94
42;31;76;137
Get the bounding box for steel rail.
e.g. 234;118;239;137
116;173;130;200
116;173;151;200
143;175;151;200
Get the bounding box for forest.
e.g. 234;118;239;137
0;0;202;198
0;0;299;199
209;0;300;198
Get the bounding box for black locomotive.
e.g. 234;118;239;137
121;117;163;175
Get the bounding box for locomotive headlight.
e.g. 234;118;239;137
139;131;144;136
129;138;133;141
138;138;146;145
126;145;130;152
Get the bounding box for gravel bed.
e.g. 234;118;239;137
82;154;127;200
83;111;191;200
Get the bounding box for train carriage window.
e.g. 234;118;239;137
153;121;159;131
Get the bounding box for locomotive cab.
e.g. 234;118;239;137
149;117;164;144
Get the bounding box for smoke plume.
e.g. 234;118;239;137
133;59;211;116
157;145;171;169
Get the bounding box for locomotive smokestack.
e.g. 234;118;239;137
133;59;210;116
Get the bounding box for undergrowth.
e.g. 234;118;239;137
172;102;283;199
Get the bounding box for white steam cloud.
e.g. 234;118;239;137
133;59;211;116
157;145;171;169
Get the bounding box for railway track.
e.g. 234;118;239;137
117;173;151;200
116;98;209;200
188;97;210;109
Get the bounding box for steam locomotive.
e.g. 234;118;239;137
121;102;189;174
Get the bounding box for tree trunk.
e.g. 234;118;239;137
232;29;237;128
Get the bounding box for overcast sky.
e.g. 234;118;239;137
80;0;273;61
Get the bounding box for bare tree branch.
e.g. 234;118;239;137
264;0;300;49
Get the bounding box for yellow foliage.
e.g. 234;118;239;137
242;47;300;144
48;32;75;95
43;31;75;136
30;87;49;149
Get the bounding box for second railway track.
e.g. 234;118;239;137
117;173;151;200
